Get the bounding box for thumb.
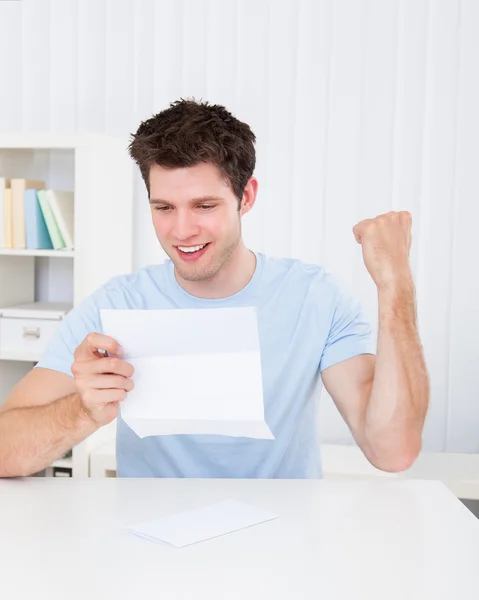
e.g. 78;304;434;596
352;225;362;244
75;332;123;361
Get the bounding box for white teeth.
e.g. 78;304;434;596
178;244;206;253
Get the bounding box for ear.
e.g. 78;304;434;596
239;177;258;216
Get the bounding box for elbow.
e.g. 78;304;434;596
372;453;418;474
367;438;422;474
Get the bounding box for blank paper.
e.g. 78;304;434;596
127;499;280;548
100;307;274;439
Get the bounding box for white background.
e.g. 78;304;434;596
0;0;477;453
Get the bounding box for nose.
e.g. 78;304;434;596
171;209;200;241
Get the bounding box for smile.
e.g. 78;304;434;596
175;243;210;262
177;244;207;253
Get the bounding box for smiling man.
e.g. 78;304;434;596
147;163;257;298
0;99;429;479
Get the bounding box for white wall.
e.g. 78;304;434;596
0;0;478;454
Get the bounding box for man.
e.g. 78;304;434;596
0;99;429;478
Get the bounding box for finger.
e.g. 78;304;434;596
75;333;123;360
83;374;134;392
399;210;412;222
352;226;362;244
352;220;367;240
88;356;134;378
82;388;127;408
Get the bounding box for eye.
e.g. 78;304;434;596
154;206;171;212
198;205;216;211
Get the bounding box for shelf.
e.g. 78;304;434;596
0;249;74;258
0;300;73;319
0;132;133;478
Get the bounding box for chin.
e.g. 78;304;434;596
175;264;218;282
165;237;239;282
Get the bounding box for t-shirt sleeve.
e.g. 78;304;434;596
318;277;376;373
34;292;104;377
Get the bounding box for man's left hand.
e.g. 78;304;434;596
352;211;413;288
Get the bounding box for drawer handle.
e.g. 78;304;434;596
23;327;41;339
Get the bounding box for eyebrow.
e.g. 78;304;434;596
149;195;225;206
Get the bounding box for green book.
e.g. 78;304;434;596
37;190;65;249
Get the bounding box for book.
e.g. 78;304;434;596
45;190;74;249
3;188;13;248
11;179;45;248
24;189;53;250
37;189;65;250
0;177;11;248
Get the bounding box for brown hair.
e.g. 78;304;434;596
128;98;256;204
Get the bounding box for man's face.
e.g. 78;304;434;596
148;162;249;282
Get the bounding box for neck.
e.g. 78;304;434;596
174;241;257;299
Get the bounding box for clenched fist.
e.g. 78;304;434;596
72;332;134;427
353;211;413;288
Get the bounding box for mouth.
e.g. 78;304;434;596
175;243;210;262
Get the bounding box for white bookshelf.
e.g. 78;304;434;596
0;133;133;478
0;248;74;258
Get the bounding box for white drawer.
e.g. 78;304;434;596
0;315;63;358
0;302;71;360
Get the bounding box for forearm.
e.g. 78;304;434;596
0;393;98;477
365;278;430;471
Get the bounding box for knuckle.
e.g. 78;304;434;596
71;361;80;376
108;357;119;371
86;332;97;346
376;215;390;227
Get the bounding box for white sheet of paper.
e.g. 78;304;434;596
127;499;280;548
100;307;274;439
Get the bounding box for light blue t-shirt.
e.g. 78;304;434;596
35;252;375;479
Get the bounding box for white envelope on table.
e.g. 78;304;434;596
128;499;279;548
100;307;274;440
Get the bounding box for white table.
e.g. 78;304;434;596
1;478;478;600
